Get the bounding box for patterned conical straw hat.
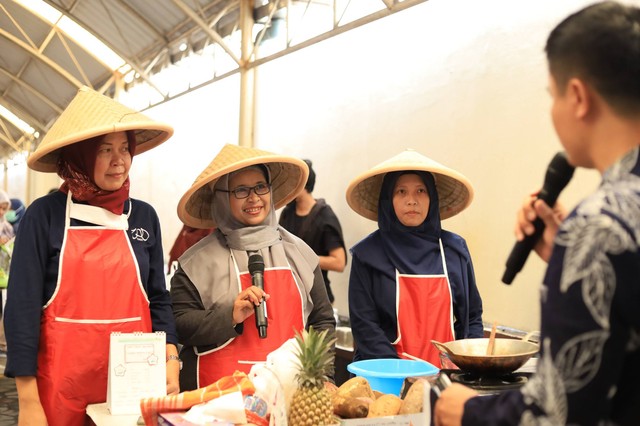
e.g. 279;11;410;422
346;149;474;221
178;144;309;229
27;86;173;172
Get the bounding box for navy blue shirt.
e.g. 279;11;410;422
3;191;177;377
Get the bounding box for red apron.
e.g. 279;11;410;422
393;239;454;366
197;260;304;387
37;195;152;426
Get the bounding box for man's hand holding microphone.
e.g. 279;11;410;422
514;191;568;263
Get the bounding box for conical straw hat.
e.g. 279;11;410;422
178;144;309;229
28;86;173;172
346;149;474;221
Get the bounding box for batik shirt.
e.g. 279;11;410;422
462;147;640;425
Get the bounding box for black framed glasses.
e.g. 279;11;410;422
219;183;271;199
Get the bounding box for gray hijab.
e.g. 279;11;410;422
180;165;318;321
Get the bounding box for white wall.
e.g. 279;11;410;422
250;0;604;330
9;0;625;332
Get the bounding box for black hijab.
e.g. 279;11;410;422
378;170;444;274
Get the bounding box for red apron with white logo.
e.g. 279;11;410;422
37;196;152;426
393;239;454;366
197;266;304;387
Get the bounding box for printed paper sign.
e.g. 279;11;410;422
107;332;166;415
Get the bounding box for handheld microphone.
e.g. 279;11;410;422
501;152;575;284
248;254;268;338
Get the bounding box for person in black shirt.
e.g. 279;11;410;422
279;159;346;304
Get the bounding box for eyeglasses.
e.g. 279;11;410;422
220;183;271;199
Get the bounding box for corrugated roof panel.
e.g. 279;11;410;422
48;0;77;9
59;0;158;61
0;39;29;75
20;60;77;120
128;0;192;34
4;84;55;130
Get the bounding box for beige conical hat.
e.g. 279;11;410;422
27;86;173;172
346;149;474;221
178;144;309;229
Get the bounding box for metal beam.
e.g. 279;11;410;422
0;126;23;153
0;98;48;133
170;0;241;66
0;28;84;88
249;0;429;68
238;0;256;147
54;29;92;87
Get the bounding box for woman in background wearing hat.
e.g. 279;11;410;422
170;144;335;390
345;149;484;367
3;87;179;426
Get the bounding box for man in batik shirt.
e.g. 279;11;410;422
436;2;640;425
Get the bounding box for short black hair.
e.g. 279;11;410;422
303;159;316;193
546;1;640;117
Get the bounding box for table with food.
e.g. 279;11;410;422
87;325;539;426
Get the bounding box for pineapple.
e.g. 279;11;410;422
288;327;337;426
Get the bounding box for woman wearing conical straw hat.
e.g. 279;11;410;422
170;143;335;390
345;149;484;367
3;86;179;426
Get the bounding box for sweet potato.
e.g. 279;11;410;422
399;379;425;414
336;377;376;399
332;394;370;418
324;381;339;396
367;394;402;418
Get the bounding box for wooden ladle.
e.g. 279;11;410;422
486;321;497;355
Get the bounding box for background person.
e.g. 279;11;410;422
167;224;214;275
279;159;347;304
170;144;336;391
0;190;15;354
0;191;14;246
345;149;484;366
6;198;26;234
3;86;179;426
435;2;640;425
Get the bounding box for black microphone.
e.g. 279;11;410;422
248;254;268;338
501;152;575;284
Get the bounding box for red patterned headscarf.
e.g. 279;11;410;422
57;131;137;215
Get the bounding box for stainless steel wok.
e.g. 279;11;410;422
432;338;539;376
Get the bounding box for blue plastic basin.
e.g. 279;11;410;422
347;358;439;396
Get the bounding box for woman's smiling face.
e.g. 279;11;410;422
228;167;271;226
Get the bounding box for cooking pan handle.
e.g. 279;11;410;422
522;331;540;344
431;340;455;356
